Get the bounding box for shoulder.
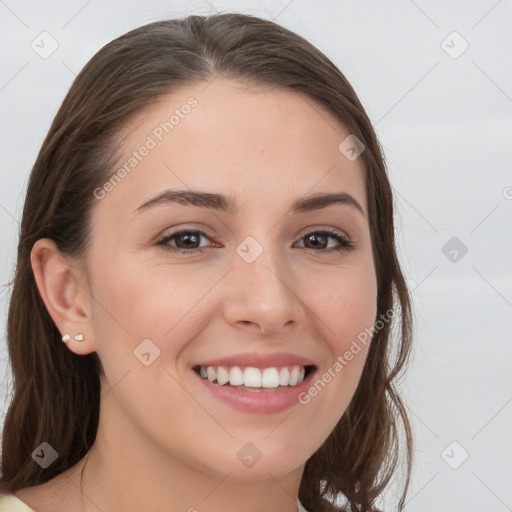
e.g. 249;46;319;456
1;468;78;512
0;493;37;512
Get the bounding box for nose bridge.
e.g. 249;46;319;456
222;233;303;333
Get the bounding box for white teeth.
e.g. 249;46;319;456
207;366;216;382
196;364;309;388
279;367;290;386
289;366;300;386
216;366;230;385
229;366;244;386
243;367;262;387
261;368;280;388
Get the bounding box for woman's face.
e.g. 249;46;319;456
82;79;377;479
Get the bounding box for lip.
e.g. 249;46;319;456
193;351;316;369
192;358;317;415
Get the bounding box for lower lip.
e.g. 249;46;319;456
194;369;315;414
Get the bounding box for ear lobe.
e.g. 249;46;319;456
30;238;96;355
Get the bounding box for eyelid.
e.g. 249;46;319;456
156;223;215;239
295;225;350;240
158;224;351;241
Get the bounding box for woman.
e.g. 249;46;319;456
0;13;413;512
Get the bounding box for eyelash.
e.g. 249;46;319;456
156;228;354;255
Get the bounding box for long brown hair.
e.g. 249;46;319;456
0;13;413;511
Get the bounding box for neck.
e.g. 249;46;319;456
77;406;304;512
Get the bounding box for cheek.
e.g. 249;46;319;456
313;262;377;349
301;263;377;418
88;258;225;368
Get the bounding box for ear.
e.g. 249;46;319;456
30;238;96;355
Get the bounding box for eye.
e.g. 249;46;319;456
156;228;354;255
157;230;214;253
295;229;354;253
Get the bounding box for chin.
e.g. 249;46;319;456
201;437;314;481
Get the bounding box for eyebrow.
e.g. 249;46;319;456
135;189;366;217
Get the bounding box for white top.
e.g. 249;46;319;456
0;493;36;511
0;493;311;511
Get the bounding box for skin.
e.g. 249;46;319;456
20;78;377;512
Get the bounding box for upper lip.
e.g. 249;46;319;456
193;351;316;369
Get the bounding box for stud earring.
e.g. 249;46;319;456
62;333;85;343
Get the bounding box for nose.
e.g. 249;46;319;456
222;247;304;336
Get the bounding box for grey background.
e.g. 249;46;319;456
1;1;511;510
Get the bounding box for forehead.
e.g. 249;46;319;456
101;79;367;214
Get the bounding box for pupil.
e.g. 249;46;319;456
179;233;199;248
306;233;326;249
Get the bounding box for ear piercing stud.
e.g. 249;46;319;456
62;333;85;343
